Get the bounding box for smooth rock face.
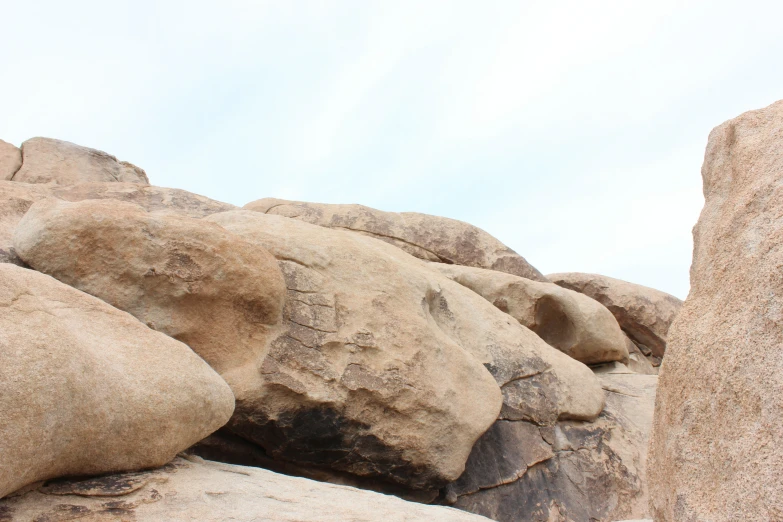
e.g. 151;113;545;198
0;181;50;264
205;210;603;489
450;372;657;522
432;264;628;365
548;272;682;358
0;457;490;522
0;264;235;499
0;140;21;180
0;181;236;266
12;137;149;185
244;198;547;282
13;198;286;376
648;100;783;521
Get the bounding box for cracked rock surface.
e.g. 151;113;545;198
446;370;656;522
203;210;603;490
243;198;547;282
0;264;235;499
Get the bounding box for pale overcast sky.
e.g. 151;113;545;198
2;1;783;298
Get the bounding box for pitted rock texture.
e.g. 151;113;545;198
0;457;491;521
12;137;149;185
13;198;286;377
0;181;235;266
432;264;629;365
648;100;783;521
447;372;656;522
548;272;682;358
244;198;547;282
0;264;234;499
205;210;603;489
0;140;21;181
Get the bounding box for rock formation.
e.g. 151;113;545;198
0;457;490;522
0;264;234;499
205;210;603;489
447;370;657;521
0;180;235;265
13;198;287;378
0;134;669;522
432;264;629;365
244;198;547;282
0;140;21;181
12;137;149;185
548;272;682;359
648;100;783;521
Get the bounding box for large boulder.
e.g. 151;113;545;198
648;100;783;521
547;273;682;358
13;198;286;377
0;264;234;499
432;264;629;365
0;181;235;265
0;181;50;264
0;139;21;180
448;371;657;522
204;210;604;489
12;137;149;185
244;198;547;282
0;457;491;522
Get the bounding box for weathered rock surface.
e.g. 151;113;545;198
244;198;547;282
0;457;490;521
204;210;604;489
648;100;783;521
548;272;682;358
12;137;149;185
0;181;236;265
0;264;234;499
13;198;285;377
449;372;656;522
432;264;628;365
0;140;21;181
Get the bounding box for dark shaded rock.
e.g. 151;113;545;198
446;373;656;522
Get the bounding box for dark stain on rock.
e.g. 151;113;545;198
32;504;91;522
230;407;445;490
41;472;149;497
0;506;13;522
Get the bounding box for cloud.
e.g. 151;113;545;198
2;0;783;298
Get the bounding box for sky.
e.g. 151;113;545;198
2;1;783;299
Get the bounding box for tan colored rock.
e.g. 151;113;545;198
450;373;657;522
13;198;286;377
432;264;629;365
51;182;237;217
0;181;50;264
0;264;234;499
12;137;149;185
0;139;21;180
0;180;235;265
648;100;783;521
547;272;682;358
0;457;490;522
205;210;604;489
244;198;547;281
